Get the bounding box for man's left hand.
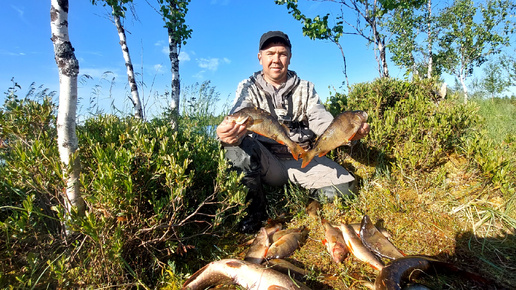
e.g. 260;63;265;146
351;123;370;141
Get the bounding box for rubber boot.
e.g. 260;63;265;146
313;181;356;203
238;173;268;234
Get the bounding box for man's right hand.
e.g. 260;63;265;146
216;117;248;145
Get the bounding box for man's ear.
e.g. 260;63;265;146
257;52;262;65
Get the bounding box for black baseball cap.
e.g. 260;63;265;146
259;31;292;50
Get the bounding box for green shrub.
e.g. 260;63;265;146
327;77;480;174
0;83;246;288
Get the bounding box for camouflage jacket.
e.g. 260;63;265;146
230;70;333;148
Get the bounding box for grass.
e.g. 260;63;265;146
174;95;516;289
2;80;515;289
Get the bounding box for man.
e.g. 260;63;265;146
216;31;370;233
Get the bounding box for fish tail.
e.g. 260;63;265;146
301;150;314;168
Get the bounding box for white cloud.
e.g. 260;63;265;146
154;64;164;73
197;57;230;71
0;50;25;56
193;70;206;79
11;5;24;17
210;0;230;5
179;51;190;62
161;45;169;55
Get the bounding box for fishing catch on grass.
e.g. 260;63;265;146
181;258;310;290
339;223;384;271
321;219;348;263
301;110;368;168
266;226;309;260
359;215;404;260
373;255;489;290
244;227;271;264
227;107;304;160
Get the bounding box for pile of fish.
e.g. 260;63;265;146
182;209;486;290
182;223;311;289
226;107;368;167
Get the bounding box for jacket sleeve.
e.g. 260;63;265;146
229;78;256;114
305;83;334;136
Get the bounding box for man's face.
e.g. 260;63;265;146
258;43;291;87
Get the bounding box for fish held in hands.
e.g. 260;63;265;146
339;223;384;271
321;219;349;263
181;258;310;290
227;107;304;160
301;110;368;168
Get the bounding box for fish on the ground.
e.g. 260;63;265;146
244;227;271;264
227;107;304;160
374;256;439;290
305;199;321;218
359;215;404;260
266;226;309;260
181;258;310;290
339;224;384;271
263;258;310;282
375;255;490;290
321;219;348;263
242;223;282;247
271;226;306;243
349;223;392;239
301;110;368;168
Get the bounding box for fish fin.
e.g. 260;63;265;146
276;139;286;145
234;116;250;125
301;151;314;168
181;263;211;288
268;286;289;290
347;131;357;141
322;239;327;245
317;150;329;158
289;144;304;161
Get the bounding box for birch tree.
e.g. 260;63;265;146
158;0;192;130
437;0;514;103
277;0;425;79
50;0;85;217
92;0;144;118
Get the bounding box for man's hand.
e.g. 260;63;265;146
216;117;248;145
351;122;370;141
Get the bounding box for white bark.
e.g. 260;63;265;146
168;28;180;130
460;74;469;104
50;0;85;216
426;0;433;79
113;11;143;119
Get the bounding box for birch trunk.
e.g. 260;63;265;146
460;74;469;104
168;27;180;131
369;10;389;78
50;0;85;216
113;10;143;119
426;0;434;79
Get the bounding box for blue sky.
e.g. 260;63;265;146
0;0;464;118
